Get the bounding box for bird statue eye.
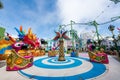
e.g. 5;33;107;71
14;42;23;47
17;44;21;46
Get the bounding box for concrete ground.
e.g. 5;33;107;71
0;52;120;80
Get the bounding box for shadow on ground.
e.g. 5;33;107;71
0;62;6;68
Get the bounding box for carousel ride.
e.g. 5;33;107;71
0;26;109;79
1;0;120;79
18;29;108;80
0;26;45;71
87;39;109;64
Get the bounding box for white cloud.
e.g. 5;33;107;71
1;0;120;39
57;0;111;23
57;0;120;38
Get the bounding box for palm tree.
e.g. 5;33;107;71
108;25;115;32
108;25;120;57
108;25;116;41
53;30;70;61
0;1;3;9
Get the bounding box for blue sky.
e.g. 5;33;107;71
0;0;120;39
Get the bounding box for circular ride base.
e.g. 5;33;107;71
18;56;108;80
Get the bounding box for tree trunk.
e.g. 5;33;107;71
58;39;65;61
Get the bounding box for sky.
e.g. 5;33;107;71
0;0;120;40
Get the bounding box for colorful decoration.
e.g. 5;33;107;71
88;48;109;64
53;30;70;61
14;26;25;39
0;28;13;60
30;49;45;57
6;50;33;71
0;26;43;71
6;33;16;42
15;26;40;48
6;26;41;70
0;40;12;52
53;31;70;41
12;42;27;52
48;50;58;57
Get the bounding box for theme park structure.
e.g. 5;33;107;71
57;0;120;61
0;26;45;71
85;39;109;64
58;0;120;59
88;50;109;64
53;30;70;61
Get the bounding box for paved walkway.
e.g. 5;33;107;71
0;52;120;80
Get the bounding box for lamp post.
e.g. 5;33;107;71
93;21;100;45
70;20;75;49
89;21;101;46
108;25;120;58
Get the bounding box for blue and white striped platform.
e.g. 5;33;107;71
18;56;108;80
